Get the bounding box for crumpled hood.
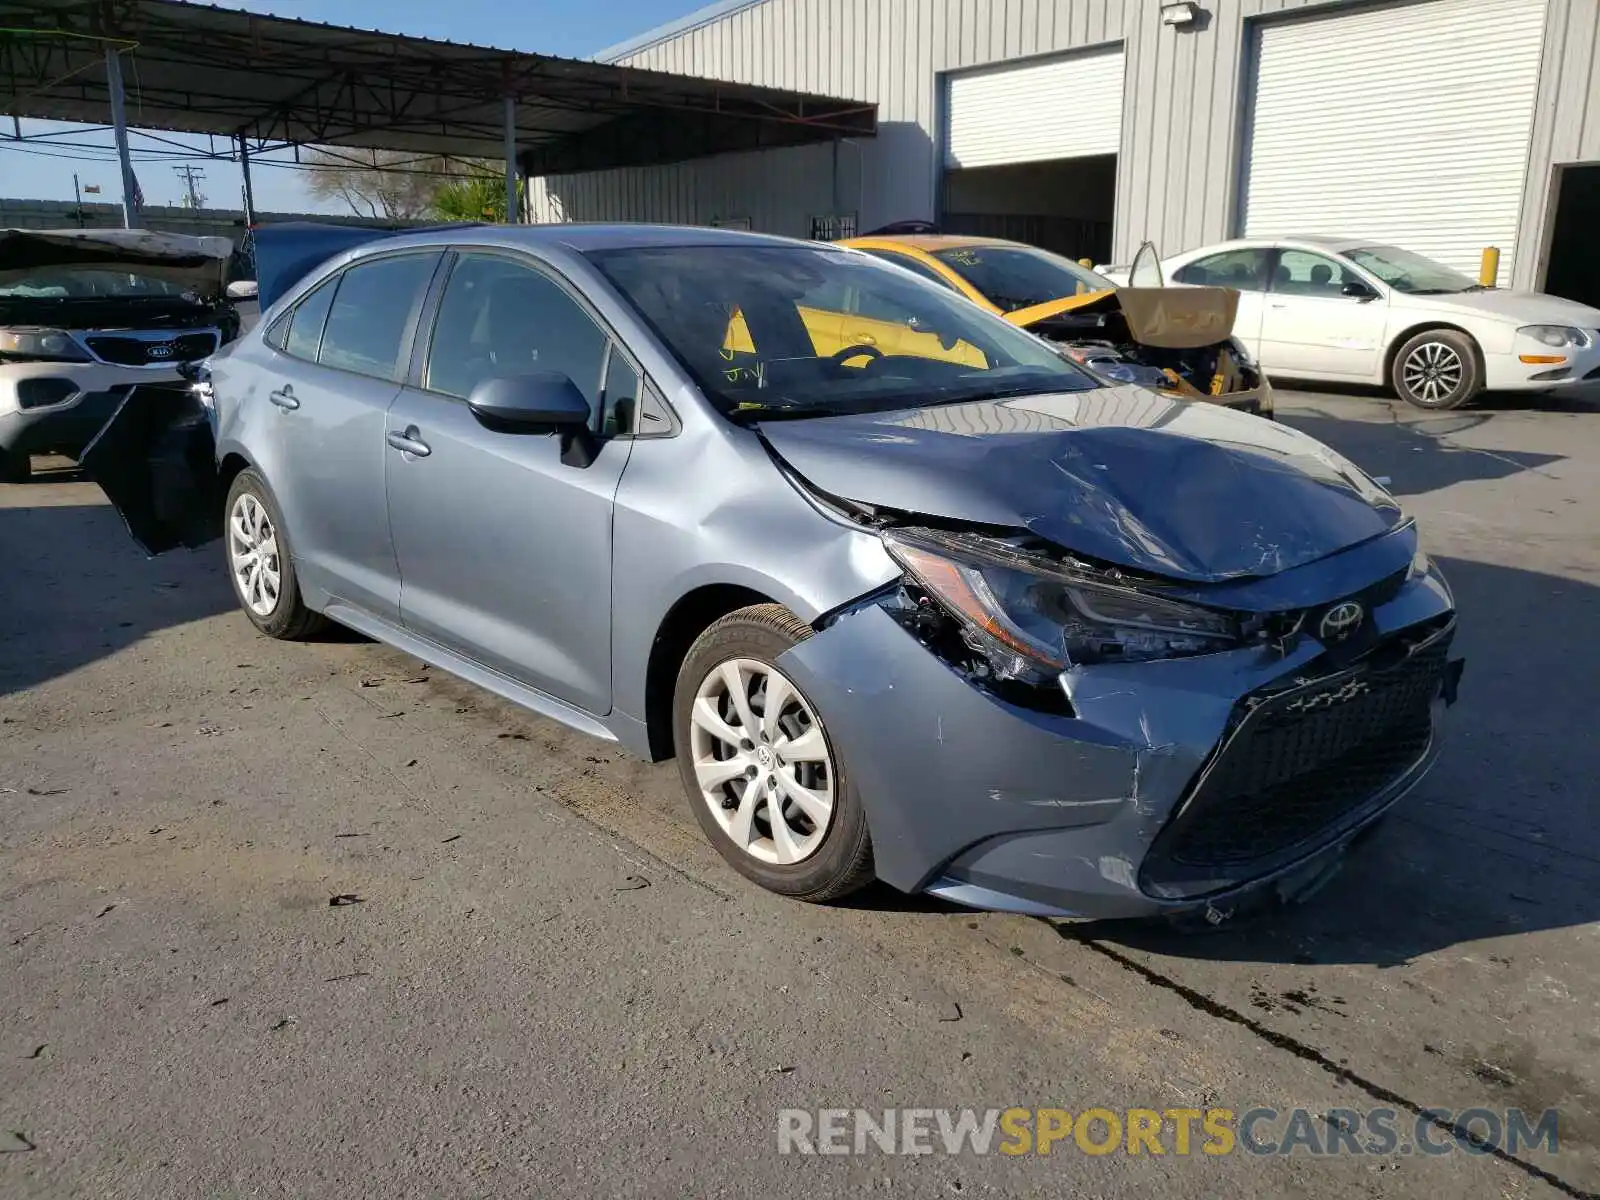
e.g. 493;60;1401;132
759;384;1403;583
0;227;232;293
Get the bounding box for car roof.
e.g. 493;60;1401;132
348;221;819;257
1178;235;1379;258
845;234;1022;252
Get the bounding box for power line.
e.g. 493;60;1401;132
172;163;206;207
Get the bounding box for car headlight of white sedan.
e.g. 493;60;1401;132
1518;325;1592;349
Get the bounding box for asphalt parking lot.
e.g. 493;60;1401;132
3;386;1598;1198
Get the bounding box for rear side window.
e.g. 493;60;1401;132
317;253;439;381
1174;248;1272;291
280;278;336;360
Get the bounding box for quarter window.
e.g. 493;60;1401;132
424;253;608;419
279;277;336;361
317;253;439;381
1173;248;1272;291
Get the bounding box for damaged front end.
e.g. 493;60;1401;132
1016;286;1273;418
770;455;1462;922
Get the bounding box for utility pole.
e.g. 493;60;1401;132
73;173;84;227
173;164;207;209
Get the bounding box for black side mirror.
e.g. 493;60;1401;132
468;372;599;467
1341;280;1378;301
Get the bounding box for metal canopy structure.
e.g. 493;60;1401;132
0;0;876;184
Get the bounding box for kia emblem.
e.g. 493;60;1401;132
1318;601;1365;643
147;344;174;359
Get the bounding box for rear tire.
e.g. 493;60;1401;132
1391;329;1482;410
673;603;874;903
223;469;326;640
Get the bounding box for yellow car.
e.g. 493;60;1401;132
839;234;1272;415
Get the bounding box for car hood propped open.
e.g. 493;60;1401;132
0;228;233;293
759;385;1403;583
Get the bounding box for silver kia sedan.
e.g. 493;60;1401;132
85;223;1463;923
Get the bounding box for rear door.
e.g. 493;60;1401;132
384;249;632;715
255;251;441;622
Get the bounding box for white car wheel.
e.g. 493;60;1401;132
689;656;835;865
228;490;282;617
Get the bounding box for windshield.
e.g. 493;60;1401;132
1344;245;1480;294
930;245;1115;312
586;244;1098;420
0;266;197;300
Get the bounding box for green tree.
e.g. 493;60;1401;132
431;172;523;223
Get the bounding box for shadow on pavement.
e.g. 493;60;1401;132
1067;554;1599;966
0;498;234;696
1278;406;1566;498
1273;378;1600;415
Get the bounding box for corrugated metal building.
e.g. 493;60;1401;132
528;0;1600;296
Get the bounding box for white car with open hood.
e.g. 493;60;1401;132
1101;237;1600;409
0;227;239;481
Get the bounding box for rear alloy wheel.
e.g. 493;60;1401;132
674;604;873;902
223;469;326;640
1393;329;1482;410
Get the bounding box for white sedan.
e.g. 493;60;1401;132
1103;237;1600;409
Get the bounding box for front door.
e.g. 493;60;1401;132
385;250;632;715
1258;249;1389;378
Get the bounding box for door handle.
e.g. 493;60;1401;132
848;333;878;346
1269;303;1288;310
385;426;431;458
268;385;299;410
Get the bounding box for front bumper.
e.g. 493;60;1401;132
778;560;1459;922
0;361;183;458
1483;343;1600;391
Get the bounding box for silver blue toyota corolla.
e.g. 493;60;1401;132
86;222;1463;923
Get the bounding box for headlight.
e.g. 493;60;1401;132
1519;325;1591;349
882;527;1241;676
0;328;91;362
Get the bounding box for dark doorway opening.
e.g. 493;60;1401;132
1543;164;1600;308
941;153;1115;264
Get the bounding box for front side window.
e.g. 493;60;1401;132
931;245;1114;312
1173;248;1272;291
1271;250;1362;297
424;253;608;418
317;253;439;381
1344;245;1478;295
586;243;1097;421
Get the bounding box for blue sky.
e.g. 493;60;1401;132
2;0;703;214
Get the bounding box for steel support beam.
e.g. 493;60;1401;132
503;93;519;224
237;131;256;225
104;47;139;228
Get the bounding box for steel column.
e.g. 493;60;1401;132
105;47;139;228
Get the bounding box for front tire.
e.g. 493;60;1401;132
673;603;874;902
224;469;326;640
1392;329;1482;410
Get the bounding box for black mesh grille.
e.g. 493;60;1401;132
85;331;217;366
1142;627;1451;893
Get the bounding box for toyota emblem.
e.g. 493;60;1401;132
1318;601;1365;643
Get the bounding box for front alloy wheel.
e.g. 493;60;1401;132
689;657;835;865
673;603;873;902
1394;329;1481;410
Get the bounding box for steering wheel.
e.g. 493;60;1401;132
829;343;884;369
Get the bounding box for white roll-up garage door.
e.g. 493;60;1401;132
1241;0;1546;278
944;47;1125;170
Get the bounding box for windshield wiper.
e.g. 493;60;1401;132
1461;284;1496;292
